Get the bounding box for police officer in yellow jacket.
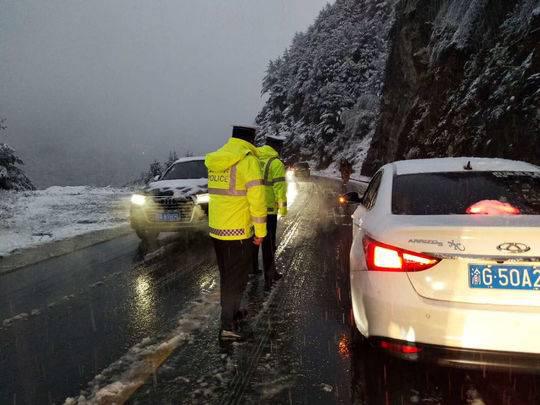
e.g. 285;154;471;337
205;126;267;340
257;134;288;290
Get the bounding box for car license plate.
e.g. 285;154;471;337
469;264;540;290
156;212;180;222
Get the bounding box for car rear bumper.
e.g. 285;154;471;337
367;336;540;373
350;270;540;355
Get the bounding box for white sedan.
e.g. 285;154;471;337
349;157;540;370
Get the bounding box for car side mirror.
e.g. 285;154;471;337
346;191;363;204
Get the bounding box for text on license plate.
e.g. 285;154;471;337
469;264;540;290
156;213;180;222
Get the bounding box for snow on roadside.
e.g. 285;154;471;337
0;186;131;256
65;286;220;405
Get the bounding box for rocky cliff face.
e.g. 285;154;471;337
363;0;540;175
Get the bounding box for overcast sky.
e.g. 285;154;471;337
0;0;329;187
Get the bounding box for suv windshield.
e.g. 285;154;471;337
161;160;207;180
294;162;309;169
392;171;540;215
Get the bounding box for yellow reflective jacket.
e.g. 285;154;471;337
205;138;267;240
257;145;288;216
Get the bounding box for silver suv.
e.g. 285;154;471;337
130;157;208;242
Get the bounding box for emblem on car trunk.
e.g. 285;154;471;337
448;240;465;252
496;242;530;253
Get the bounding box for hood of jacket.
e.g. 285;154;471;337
205;137;258;172
256;145;279;160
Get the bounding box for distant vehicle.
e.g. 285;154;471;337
348;157;540;370
130;157;208;243
292;161;310;179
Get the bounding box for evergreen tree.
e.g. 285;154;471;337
148;160;163;180
0;118;34;191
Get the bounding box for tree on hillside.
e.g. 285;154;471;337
148;160;163;180
0;118;35;191
256;0;394;169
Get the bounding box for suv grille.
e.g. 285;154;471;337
145;196;195;222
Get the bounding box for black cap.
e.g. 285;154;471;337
232;126;256;144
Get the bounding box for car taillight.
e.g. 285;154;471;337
362;236;440;272
380;340;422;354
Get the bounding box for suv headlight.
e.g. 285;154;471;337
131;194;146;206
196;193;209;204
286;169;295;180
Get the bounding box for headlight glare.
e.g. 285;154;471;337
196;193;210;204
131;194;146;206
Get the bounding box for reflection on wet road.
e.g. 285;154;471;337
1;180;539;404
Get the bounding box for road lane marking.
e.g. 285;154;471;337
64;287;220;405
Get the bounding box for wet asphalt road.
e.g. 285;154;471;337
1;180;540;404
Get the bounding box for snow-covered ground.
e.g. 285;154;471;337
0;186;131;256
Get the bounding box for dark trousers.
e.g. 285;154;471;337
262;214;278;285
212;237;253;330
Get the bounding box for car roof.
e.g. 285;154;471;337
389;157;540;176
172;156;205;165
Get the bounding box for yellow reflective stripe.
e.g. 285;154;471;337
245;179;264;189
263;157;278;184
209;227;246;237
251;216;267;224
272;177;286;183
208;188;247;196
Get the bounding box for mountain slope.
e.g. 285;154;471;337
256;0;395;171
257;0;539;176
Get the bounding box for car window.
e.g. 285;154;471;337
161;160;207;180
392;171;540;215
362;170;383;210
294;162;309;169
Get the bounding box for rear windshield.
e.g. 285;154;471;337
294;162;309;169
161;160;207;180
392;171;540;215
